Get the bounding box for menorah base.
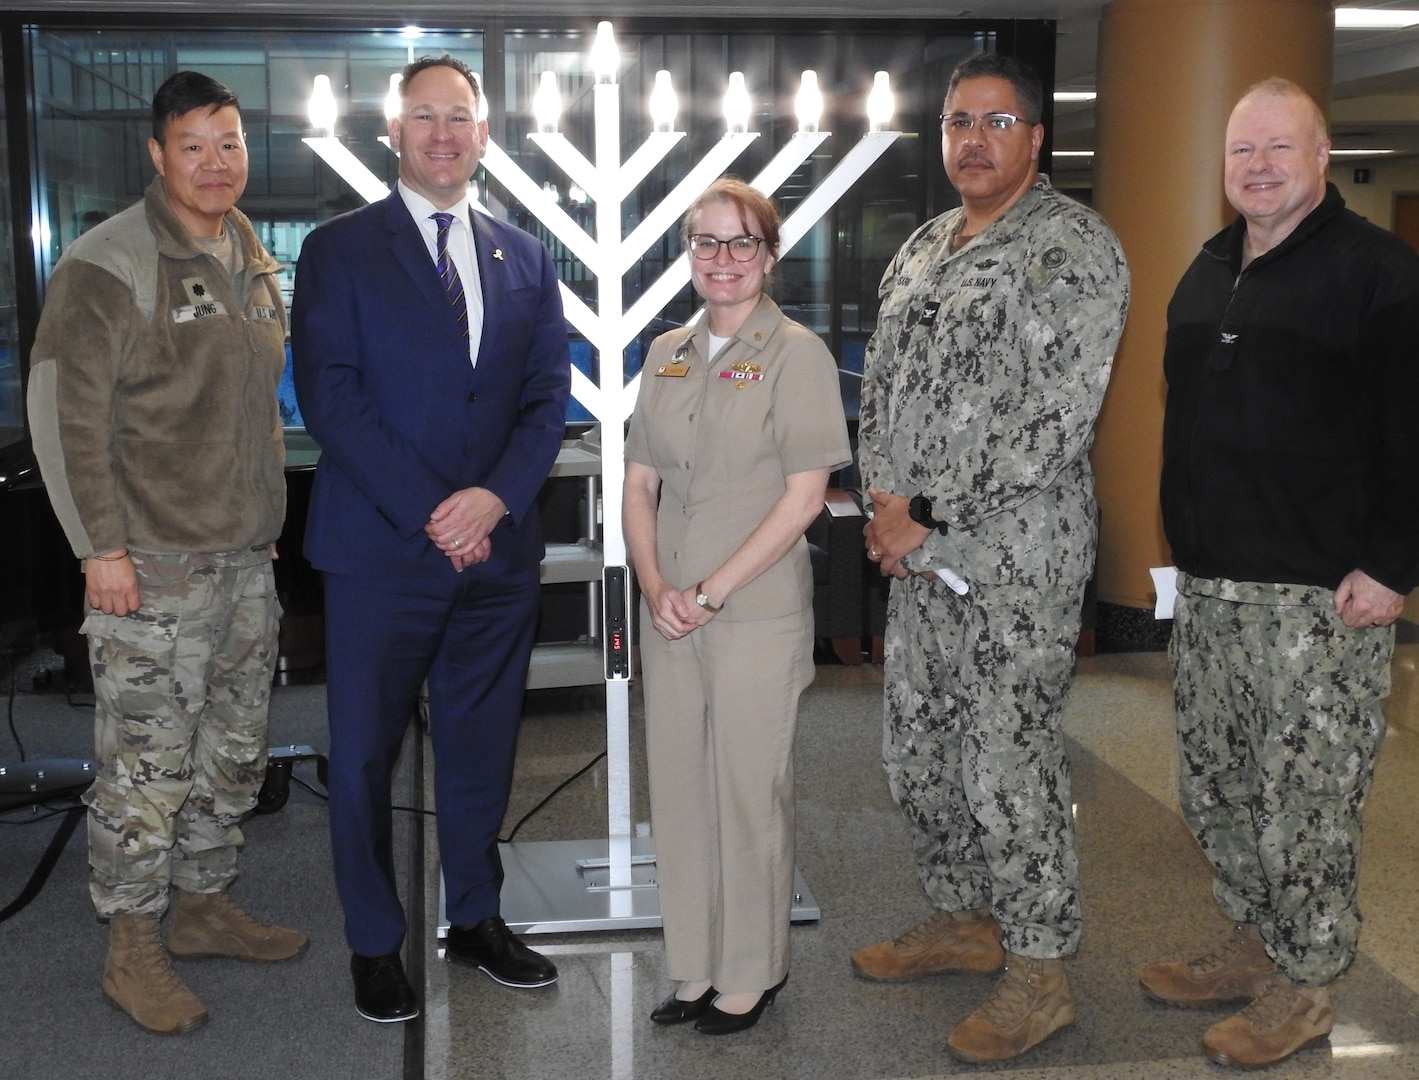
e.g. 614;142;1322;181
435;837;821;938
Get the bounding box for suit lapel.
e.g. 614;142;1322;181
470;211;502;361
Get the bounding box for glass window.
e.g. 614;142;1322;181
0;44;17;451
494;25;989;423
28;27;484;430
18;19;1044;436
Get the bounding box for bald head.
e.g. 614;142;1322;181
1234;78;1328;147
1224;78;1330;257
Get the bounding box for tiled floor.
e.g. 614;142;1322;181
417;649;1419;1079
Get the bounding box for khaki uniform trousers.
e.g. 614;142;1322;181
641;606;814;994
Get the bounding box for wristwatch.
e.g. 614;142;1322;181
908;494;949;534
694;582;724;614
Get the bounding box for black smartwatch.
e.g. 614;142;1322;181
908;494;949;534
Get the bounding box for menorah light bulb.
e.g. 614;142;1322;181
591;21;619;84
533;71;562;134
649;70;677;132
867;70;895;132
308;74;337;135
383;73;402;121
795;70;822;133
723;72;751;134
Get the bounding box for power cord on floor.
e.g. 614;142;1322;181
498;750;606;844
3;624;27;762
258;747;608;842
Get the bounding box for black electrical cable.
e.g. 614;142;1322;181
3;627;26;761
498;750;606;844
256;745;607;833
0;801;81;824
0;802;84;923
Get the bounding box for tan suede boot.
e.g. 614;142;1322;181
167;889;309;963
851;908;1005;981
946;954;1075;1063
103;914;208;1035
1140;922;1275;1006
1203;972;1333;1069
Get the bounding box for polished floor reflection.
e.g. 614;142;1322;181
420;650;1419;1079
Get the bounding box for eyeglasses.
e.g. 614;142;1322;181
687;234;765;262
940;111;1033;135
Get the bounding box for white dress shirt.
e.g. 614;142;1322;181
397;180;484;367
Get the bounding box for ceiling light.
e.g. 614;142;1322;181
1054;91;1096;102
1053;150;1094;157
1328;147;1394;155
1335;8;1419;29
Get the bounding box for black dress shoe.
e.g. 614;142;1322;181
351;952;419;1023
445;915;558;987
649;985;717;1025
694;973;788;1035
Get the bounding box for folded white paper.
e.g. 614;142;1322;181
1150;565;1178;619
929;567;971;595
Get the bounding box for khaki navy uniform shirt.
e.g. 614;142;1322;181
626;295;851;621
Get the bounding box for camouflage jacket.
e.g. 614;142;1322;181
858;176;1129;590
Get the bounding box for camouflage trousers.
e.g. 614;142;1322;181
1171;574;1391;987
82;548;281;919
882;573;1083;958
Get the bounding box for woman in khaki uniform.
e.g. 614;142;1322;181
624;178;850;1035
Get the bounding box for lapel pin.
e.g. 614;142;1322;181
493;249;504;261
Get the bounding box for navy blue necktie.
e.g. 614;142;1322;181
431;212;470;340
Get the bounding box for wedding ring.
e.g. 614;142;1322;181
453;538;462;548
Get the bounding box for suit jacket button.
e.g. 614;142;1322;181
467;392;477;403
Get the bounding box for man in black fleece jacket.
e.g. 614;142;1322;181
1145;77;1419;1071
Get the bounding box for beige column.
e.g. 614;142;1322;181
1089;0;1333;607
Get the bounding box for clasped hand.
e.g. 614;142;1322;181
426;487;505;572
646;581;716;641
864;490;931;579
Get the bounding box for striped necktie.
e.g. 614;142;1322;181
431;211;470;340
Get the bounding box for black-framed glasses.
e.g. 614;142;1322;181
688;234;765;262
940;111;1032;135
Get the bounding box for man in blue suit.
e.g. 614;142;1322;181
291;54;571;1024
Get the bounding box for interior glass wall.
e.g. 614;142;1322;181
0;45;17;451
3;17;1046;451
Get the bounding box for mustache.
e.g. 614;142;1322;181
955;151;993;168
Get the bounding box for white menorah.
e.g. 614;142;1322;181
303;21;900;932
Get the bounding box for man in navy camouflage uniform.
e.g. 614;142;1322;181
850;52;1128;1064
1143;78;1419;1071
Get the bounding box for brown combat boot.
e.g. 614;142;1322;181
1203;972;1333;1069
167;888;309;963
1140;922;1275;1006
851;907;1005;981
946;954;1075;1063
103;914;208;1034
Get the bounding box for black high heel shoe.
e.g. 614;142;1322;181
649;984;717;1025
694;973;789;1035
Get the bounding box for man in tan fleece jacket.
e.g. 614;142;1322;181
27;69;305;1036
